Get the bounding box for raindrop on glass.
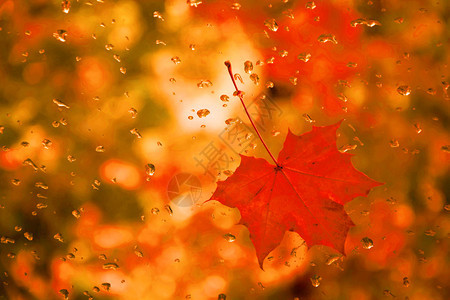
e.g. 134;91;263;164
397;85;411;96
361;237;374;249
264;18;278;32
196;109;210;118
317;34;337;44
223;233;236;242
310;275;322;287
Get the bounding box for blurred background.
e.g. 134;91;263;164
0;0;448;299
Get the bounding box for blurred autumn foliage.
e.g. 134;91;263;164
0;0;448;299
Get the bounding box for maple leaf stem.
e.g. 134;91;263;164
224;61;279;167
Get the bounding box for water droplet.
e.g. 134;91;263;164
35;182;48;189
220;95;229;102
310;275;322;287
225;118;236;126
223;233;236;242
134;249;144;257
365;19;381;27
339;144;357;153
424;229;435;236
250;73;259;85
171;56;181;64
24;232;33;241
298;52;311;62
413;123;422;134
265;81;274;88
231;3;241;10
397;85;411;96
151;207;160;215
61;1;70;13
101;283;111;291
156;40;166;46
1;236;15;244
42;139;52;149
197;80;213;88
426;88;436;95
218;294;226;300
153;11;164;21
305;1;316;9
92;286;100;293
389;139;399;147
119;67;127;74
271;130;280;137
244;61;253;74
113;54;121;62
394;17;404;24
83;291;93;300
130;128;142;138
15;226;22;232
361;237;374;249
11;179;21;186
95;146;105;152
441;145;450;153
325;255;341;265
403;277;410;287
105;44;114;51
103;263;119;270
145;163;156;177
318;34;337;44
234;73;244;84
289;77;298;85
72;209;81;219
36;203;47;209
187;0;203;8
264;18;278;32
59;289;69;299
128;107;138;118
165;204;173;216
23;158;38;171
197;109;210;118
302;114;315;123
53;30;67;42
338;80;351;88
92;179;101;190
53;98;70;109
54;233;64;242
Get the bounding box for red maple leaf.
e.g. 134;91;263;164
210;122;382;268
208;62;382;269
